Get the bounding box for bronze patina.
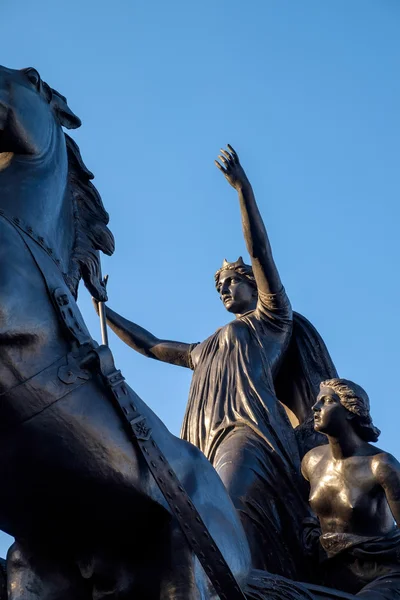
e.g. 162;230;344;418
0;64;398;600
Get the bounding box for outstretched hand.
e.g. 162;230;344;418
92;275;108;315
215;145;249;190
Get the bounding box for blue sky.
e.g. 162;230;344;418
0;0;399;557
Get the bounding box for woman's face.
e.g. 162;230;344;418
312;387;351;436
216;270;256;314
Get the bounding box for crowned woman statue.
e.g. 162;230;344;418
302;378;400;598
95;146;337;578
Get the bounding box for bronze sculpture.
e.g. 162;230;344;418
184;147;309;576
97;145;338;578
1;62;398;600
302;378;400;597
0;61;348;600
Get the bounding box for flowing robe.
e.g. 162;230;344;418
181;288;311;578
320;529;400;597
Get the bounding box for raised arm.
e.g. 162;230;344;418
94;303;193;368
215;145;282;296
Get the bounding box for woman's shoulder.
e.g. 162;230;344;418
256;286;293;332
301;444;329;481
371;450;400;482
190;325;227;368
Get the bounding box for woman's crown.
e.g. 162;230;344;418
220;256;246;271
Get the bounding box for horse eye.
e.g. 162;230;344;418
23;68;41;90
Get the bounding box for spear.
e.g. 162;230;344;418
98;274;109;346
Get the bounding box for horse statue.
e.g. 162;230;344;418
0;65;372;600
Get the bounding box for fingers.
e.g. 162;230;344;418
226;144;238;162
215;145;239;174
217;148;233;169
220;148;231;162
215;159;227;173
217;145;238;167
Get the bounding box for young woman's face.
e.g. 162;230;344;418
313;387;351;435
216;270;256;314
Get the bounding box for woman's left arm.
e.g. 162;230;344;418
374;453;400;525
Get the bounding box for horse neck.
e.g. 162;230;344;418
0;132;75;270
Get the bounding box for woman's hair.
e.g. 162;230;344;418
214;256;257;290
320;378;381;442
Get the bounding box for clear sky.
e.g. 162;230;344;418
0;0;399;557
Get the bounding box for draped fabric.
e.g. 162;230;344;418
244;532;400;599
182;287;297;462
181;288;311;577
320;528;400;560
245;569;314;600
320;529;400;597
275;312;339;458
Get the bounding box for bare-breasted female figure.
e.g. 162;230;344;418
97;147;311;578
302;378;400;597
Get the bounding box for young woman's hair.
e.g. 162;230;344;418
320;378;380;442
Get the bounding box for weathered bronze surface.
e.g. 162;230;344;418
0;63;398;600
302;378;400;597
101;146;337;578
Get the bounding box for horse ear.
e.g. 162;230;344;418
55;104;81;130
48;86;82;130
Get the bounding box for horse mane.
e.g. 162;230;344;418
64;134;115;301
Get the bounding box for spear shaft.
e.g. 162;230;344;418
98;274;109;346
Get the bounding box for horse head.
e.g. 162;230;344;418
0;66;114;300
0;65;80;157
